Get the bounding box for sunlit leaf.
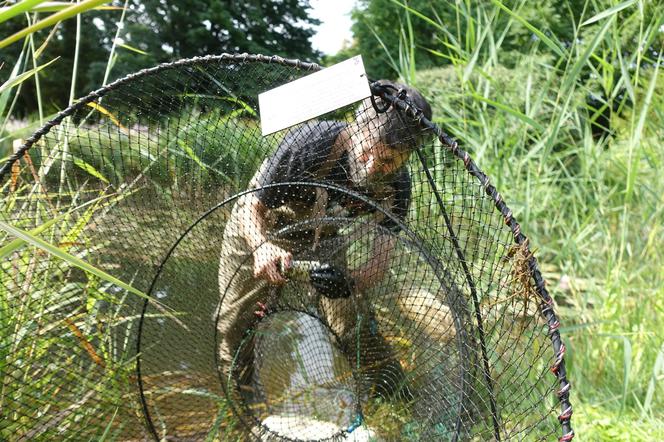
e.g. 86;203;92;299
0;0;112;48
0;0;48;24
0;219;156;305
85;102;129;132
176;140;205;170
116;42;148;55
0;58;58;95
73;157;110;184
581;0;637;26
490;0;565;57
471;93;546;132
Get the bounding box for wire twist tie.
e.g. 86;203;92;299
549;320;561;333
559;431;575;442
557;382;571;397
558;405;573;422
550;342;566;374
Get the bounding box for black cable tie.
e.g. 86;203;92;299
370;90;391;114
369;80;401;114
397;87;408;100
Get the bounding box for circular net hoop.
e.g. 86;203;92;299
0;54;573;441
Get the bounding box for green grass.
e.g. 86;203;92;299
388;1;664;438
573;402;664;441
1;0;663;440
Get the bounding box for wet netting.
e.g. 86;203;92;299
0;54;573;441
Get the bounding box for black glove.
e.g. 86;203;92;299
309;263;354;299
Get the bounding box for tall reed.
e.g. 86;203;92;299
386;0;663;438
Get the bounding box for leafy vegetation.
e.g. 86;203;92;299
1;0;663;440
0;0;321;116
378;1;663;439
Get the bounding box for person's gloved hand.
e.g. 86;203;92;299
309;263;354;299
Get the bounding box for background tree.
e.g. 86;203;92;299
342;0;565;79
335;0;442;80
123;0;320;63
1;0;321;116
340;0;662;81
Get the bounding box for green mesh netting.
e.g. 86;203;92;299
0;54;573;441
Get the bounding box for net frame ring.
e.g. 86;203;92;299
0;52;573;442
136;183;472;441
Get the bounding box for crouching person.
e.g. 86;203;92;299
217;81;436;437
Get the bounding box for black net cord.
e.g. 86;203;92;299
415;145;502;441
1;53;574;441
138;182;465;441
371;85;574;442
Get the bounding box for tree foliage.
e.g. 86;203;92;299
339;0;441;80
340;0;663;81
342;0;578;79
1;0;321;116
124;0;320;62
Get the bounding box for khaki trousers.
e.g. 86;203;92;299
217;233;406;399
217;206;458;398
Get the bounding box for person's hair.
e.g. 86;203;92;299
354;80;433;152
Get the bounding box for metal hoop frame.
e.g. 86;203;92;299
0;53;573;442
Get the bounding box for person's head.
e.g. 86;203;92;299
347;80;433;187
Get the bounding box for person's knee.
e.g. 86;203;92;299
397;288;457;343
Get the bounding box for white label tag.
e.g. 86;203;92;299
259;55;370;136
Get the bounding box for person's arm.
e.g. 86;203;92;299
350;233;396;292
349;168;409;292
240;121;344;287
230;154;292;285
234;193;292;285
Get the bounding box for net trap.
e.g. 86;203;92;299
0;54;573;441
